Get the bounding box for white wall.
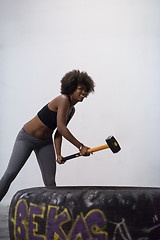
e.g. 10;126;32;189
0;0;160;205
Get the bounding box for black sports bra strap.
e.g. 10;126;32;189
67;95;71;104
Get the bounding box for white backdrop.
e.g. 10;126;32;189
0;0;160;205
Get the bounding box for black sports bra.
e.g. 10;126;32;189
37;96;73;130
37;104;57;130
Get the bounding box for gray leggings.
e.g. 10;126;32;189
0;128;56;201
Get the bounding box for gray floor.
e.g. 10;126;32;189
0;205;10;240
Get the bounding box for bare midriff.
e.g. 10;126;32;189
23;115;53;140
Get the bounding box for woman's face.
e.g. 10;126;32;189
71;84;88;102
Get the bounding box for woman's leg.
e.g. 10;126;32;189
0;130;33;201
35;140;56;187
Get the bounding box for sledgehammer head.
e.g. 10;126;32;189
106;136;121;153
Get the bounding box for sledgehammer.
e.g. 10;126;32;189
62;136;121;162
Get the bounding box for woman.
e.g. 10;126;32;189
0;70;95;201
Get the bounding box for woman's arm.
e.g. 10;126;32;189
56;96;82;149
54;130;62;159
54;107;75;164
55;96;90;160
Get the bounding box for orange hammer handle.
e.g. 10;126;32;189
87;144;109;153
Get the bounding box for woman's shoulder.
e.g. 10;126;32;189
54;94;70;103
48;94;70;110
49;94;69;103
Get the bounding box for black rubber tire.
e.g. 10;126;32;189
9;186;160;239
